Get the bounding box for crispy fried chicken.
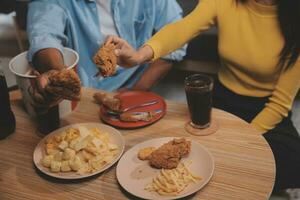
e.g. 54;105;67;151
28;69;81;111
93;43;117;77
149;138;191;169
93;90;121;111
43;69;81;101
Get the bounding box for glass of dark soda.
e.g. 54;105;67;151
185;74;213;129
35;105;60;135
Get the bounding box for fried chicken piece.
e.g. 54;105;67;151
120;111;156;122
93;43;117;77
29;69;81;108
138;147;156;160
43;69;82;101
93;90;121;111
149;138;191;169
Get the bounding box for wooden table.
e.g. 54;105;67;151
0;88;275;200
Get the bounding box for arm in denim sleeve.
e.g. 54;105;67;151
27;0;68;62
153;0;187;61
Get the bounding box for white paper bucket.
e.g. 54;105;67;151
9;48;79;118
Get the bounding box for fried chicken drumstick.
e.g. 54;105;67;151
93;90;121;111
93;43;117;77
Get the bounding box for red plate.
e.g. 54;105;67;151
100;91;166;129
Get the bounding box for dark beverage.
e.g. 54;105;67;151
186;88;212;127
0;73;16;139
36;105;60;134
185;74;213;128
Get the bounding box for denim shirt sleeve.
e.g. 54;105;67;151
153;0;187;61
27;1;68;62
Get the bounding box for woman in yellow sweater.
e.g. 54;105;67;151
107;0;300;190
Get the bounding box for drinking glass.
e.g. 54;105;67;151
185;74;214;129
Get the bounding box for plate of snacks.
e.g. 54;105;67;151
116;137;214;200
33;123;125;179
94;90;166;129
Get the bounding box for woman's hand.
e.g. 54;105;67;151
105;36;154;68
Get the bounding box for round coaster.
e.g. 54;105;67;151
185;118;219;136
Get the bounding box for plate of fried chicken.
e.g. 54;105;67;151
94;90;166;129
116;137;214;200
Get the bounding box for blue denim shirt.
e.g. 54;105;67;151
27;0;186;91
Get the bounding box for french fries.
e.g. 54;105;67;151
145;162;202;196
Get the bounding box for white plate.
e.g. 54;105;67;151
33;123;125;179
116;137;214;200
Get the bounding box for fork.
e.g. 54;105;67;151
109;109;163;121
106;100;159;116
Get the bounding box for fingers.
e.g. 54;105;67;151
105;35;128;49
114;49;121;56
32;69;50;93
32;69;41;76
28;73;59;109
105;35;123;45
116;49;130;59
105;35;134;54
28;86;53;112
36;74;49;91
28;86;46;106
105;36;139;67
105;35;114;45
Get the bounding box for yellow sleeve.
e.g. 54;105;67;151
251;61;300;132
146;0;218;60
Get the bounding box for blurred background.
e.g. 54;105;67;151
1;0;220;88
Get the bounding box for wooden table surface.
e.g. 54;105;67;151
0;88;275;200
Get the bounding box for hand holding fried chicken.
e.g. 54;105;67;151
29;69;81;109
105;36;154;68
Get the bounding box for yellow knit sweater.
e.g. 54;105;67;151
146;0;300;132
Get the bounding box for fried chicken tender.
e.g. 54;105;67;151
93;90;121;111
93;43;117;77
138;147;156;160
149;138;191;169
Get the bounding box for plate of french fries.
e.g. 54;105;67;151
33;123;125;179
116;137;214;200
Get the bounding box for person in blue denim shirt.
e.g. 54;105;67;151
27;0;186;92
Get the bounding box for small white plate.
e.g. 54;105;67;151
33;123;125;179
116;137;214;200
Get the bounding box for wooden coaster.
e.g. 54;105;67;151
185;118;219;136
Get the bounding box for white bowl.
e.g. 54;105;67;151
9;48;79;117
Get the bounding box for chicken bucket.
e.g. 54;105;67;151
9;48;79;118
